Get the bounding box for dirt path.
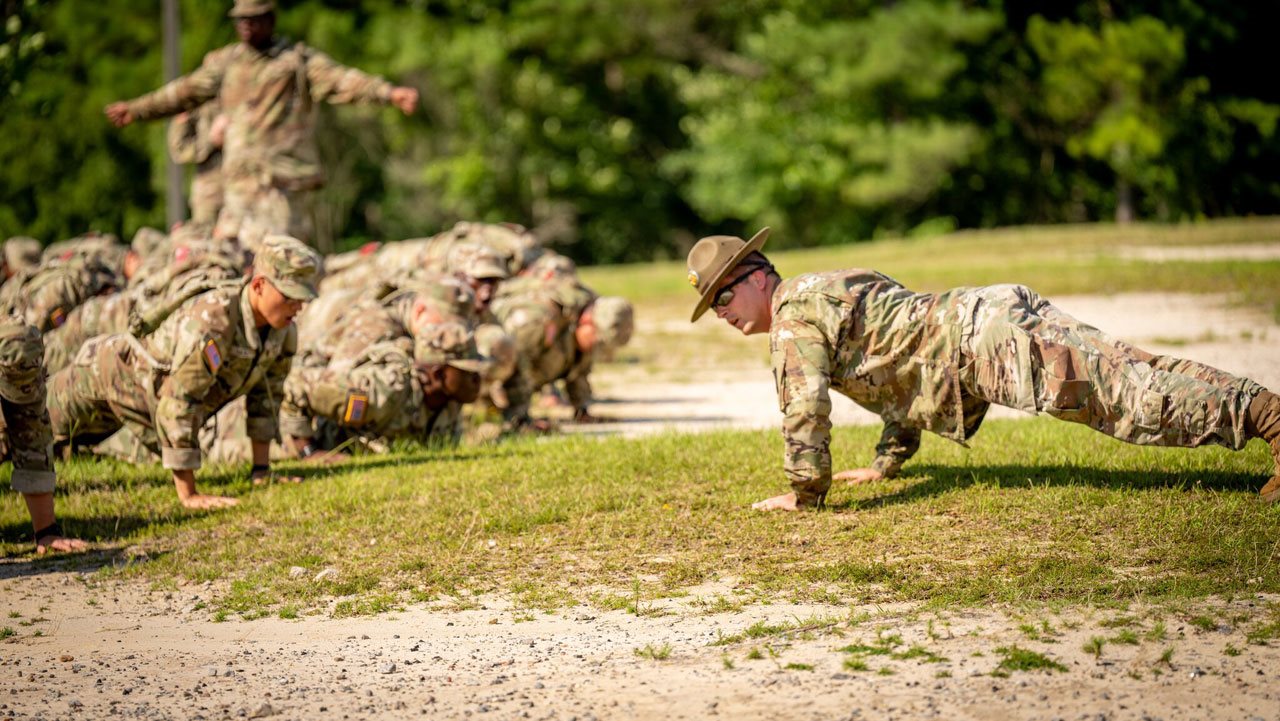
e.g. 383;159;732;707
2;572;1277;721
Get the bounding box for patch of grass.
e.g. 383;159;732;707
721;655;734;670
1145;621;1168;642
1189;615;1217;632
6;612;19;619
892;645;949;663
0;627;14;640
1100;615;1138;628
634;643;672;661
1245;620;1280;645
843;658;869;672
994;645;1068;674
1109;630;1140;646
746;647;764;661
785;663;814;671
935;670;951;678
877;667;895;676
1157;647;1176;666
278;606;299;620
1224;643;1241;657
1083;637;1106;658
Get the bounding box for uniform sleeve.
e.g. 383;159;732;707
166;113;203;165
500;306;554;426
3;393;56;495
304;47;393;106
154;310;235;470
279;365;321;439
565;359;593;414
771;304;836;508
125;54;226;122
244;329;296;443
871;421;921;477
25;274;80;333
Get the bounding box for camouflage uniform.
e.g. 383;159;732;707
280;322;484;449
0;256;121;333
492;283;597;423
167;103;225;224
46;236;320;471
2;238;42;281
0;320;56;496
770;271;1266;507
121;37;398;249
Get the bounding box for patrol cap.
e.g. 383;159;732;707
0;320;44;404
228;0;275;18
590;296;634;350
446;242;510;281
254;235;322;301
686;227;770;322
414;321;487;374
2;237;42;274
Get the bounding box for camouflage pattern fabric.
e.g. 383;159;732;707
770;270;1267;508
0;318;56;494
303;285;472;369
167;103;225;224
492;288;593;423
42;293;134;375
2;237;42;278
46;281;296;470
123;37;396;246
0;256;121;333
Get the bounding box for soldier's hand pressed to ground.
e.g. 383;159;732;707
173;470;239;510
834;468;884;485
104;102;134;127
572;409;608;424
37;534;89;555
751;492;799;512
389;86;419;115
24;493;89;555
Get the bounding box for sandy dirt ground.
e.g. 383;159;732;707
3;279;1279;720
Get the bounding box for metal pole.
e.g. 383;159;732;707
162;0;185;226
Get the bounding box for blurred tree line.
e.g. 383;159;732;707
2;0;1278;263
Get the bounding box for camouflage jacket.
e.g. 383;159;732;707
0;318;55;494
143;280;296;469
771;270;991;507
494;290;593;421
280;341;462;445
0;257;121;333
166;101;222;167
303;284;474;365
124;37;393;188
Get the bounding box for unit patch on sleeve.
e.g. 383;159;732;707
50;307;66;328
344;392;369;425
202;338;223;373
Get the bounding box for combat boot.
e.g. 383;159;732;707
1245;390;1280;502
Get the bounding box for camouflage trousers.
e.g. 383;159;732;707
43;293;133;375
961;285;1263;450
46;335;161;454
189;166;225;226
214;176;314;252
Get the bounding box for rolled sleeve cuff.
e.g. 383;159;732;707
278;414;314;439
376;82;394;102
245;417;279;443
162;447;203;470
11;468;56;495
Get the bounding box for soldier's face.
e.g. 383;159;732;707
235;13;275;48
574;319;597;353
467;277;498;311
713;268;772;336
252;277;305;329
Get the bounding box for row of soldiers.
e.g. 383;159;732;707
1;221;632;551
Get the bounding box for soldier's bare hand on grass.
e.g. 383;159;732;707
834;468;883;485
36;535;89;555
180;494;239;510
751;492;799;512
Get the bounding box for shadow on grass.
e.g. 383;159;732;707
830;463;1267;511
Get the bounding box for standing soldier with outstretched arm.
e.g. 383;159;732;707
104;0;418;250
167;102;228;225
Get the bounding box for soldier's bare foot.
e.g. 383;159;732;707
834;468;884;485
180;494;239;510
751;492;799;511
36;535;89;555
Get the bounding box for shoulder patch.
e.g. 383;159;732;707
50;307;67;328
343;392;369;425
202;338;223;373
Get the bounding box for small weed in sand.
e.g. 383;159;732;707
843;658;870;671
877;667;895;676
6;612;18;619
1145;621;1167;642
1189;615;1216;632
634;643;672;660
1110;630;1140;645
721;656;734;670
1223;643;1241;657
1157;647;1176;666
785;663;814;671
0;627;14;640
746;647;765;661
994;646;1068;674
1083;637;1106;658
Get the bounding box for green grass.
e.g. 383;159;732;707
994;645;1068;674
634;643;672;660
2;416;1277;618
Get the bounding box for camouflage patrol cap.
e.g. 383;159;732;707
447;242;510;281
2;237;42;274
686;227;770;322
254;235;322;301
474;323;517;383
0;319;44;404
130;226;168;259
590;296;634;350
414;321;487;373
228;0;275;18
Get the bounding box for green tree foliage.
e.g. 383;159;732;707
0;0;1277;261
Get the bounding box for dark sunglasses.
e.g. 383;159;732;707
712;263;772;309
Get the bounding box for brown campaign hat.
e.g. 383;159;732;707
686;227;770;322
228;0;275;18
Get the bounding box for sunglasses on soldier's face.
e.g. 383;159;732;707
713;264;771;309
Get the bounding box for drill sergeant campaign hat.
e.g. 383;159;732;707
414;321;488;374
228;0;275;18
686;227;771;322
0;319;44;405
254;235;322;301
